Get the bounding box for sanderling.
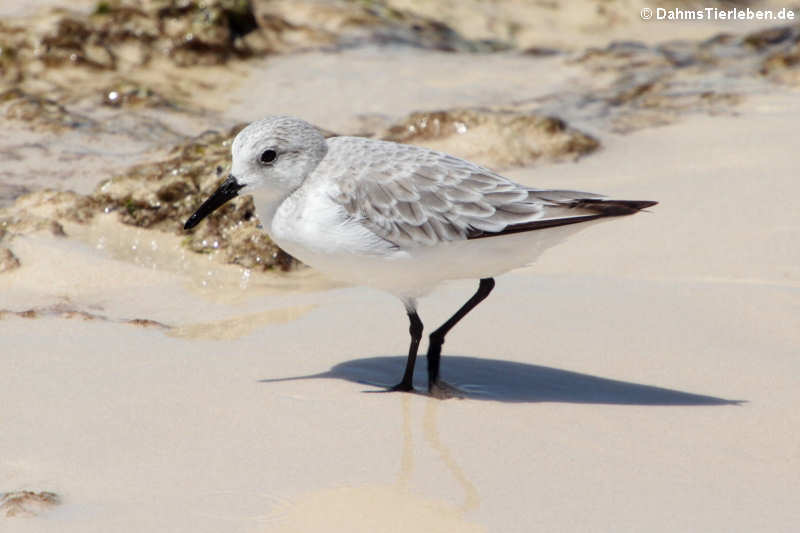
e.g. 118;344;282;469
185;115;656;395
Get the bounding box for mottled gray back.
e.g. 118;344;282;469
321;137;598;248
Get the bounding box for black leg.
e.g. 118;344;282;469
427;278;495;390
391;310;423;391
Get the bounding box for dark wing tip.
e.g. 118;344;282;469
467;214;605;240
574;199;658;215
466;198;657;240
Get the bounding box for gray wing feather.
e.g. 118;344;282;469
325;137;602;248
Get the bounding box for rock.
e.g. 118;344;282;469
0;0;268;81
90;125;299;271
761;44;800;77
0;22;27;84
0;88;95;131
743;26;795;50
260;0;507;52
0;247;20;272
0;0;499;84
381;108;599;169
0;491;59;517
756;27;800;84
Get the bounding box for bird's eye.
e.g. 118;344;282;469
260;149;277;164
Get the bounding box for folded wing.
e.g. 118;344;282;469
326;138;655;248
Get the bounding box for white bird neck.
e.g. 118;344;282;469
249;187;294;233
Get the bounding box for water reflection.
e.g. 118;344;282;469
258;396;485;532
420;399;480;513
396;397;479;512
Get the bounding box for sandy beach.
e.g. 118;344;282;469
2;1;799;531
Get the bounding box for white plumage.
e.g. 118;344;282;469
186;115;656;394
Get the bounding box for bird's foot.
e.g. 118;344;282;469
429;380;466;399
389;381;415;393
364;381;416;394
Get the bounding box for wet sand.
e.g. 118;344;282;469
2;2;800;531
4;99;799;531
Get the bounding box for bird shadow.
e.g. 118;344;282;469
260;355;743;405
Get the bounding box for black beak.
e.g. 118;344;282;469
184;174;245;230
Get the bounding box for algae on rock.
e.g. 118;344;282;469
382;108;599;169
0;491;60;518
91;125;298;271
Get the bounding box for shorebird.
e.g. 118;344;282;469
185;116;656;395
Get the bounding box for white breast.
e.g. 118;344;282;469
259;171;610;299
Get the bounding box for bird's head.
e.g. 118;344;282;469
184;116;327;230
